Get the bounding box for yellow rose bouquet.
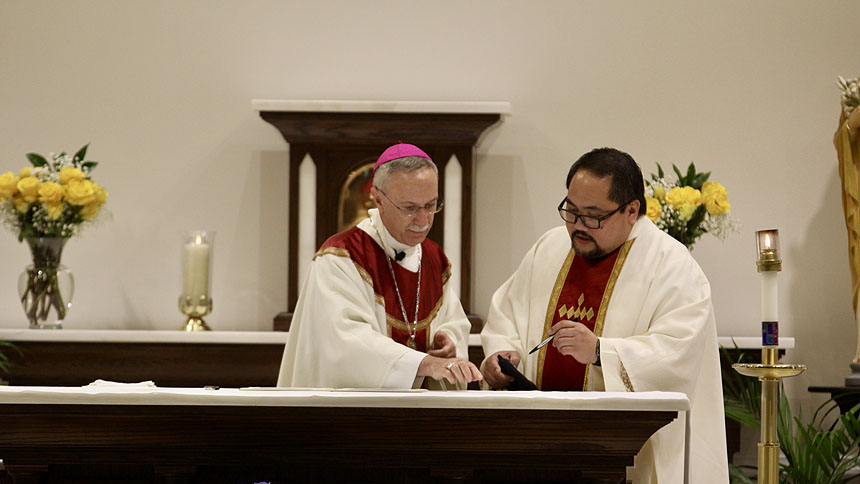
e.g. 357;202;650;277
0;143;108;241
644;162;739;249
1;144;108;329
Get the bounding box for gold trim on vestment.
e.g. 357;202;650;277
441;263;452;286
583;238;635;390
385;294;443;332
620;362;635;392
536;248;576;390
315;246;375;290
316;244;441;344
314;247;349;260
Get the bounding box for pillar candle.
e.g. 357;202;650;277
183;235;210;302
758;230;779;346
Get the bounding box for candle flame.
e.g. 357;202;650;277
764;233;771;249
195;234;203;245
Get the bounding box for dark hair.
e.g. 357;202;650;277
565;147;646;216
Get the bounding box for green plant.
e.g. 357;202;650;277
0;341;17;376
721;345;860;483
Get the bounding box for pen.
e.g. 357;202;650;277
528;333;555;354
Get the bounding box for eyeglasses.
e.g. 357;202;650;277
379;189;444;217
557;197;629;229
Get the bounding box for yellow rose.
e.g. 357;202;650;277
701;181;727;199
16;176;40;203
0;171;18;199
38;181;65;204
652;185;665;201
665;186;701;208
645;196;662;222
43;201;65;220
80;203;100;220
92;182;108;206
18;167;31;178
705;194;731;215
65;178;96;206
59;166;85;185
677;203;697;221
13;196;29;214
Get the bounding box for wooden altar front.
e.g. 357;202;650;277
0;387;688;484
253;100;510;329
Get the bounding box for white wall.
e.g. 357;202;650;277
1;0;857;411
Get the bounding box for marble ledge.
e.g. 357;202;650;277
0;330;793;350
251;99;512;115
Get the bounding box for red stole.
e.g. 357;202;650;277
315;226;450;352
537;240;633;391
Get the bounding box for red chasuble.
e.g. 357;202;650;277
537;240;633;391
315;226;451;352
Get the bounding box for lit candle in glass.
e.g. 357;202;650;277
179;230;214;331
756;229;781;347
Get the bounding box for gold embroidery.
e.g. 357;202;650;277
314;247;350;260
536;248;576;390
620;362;635;392
315;246;375;290
385;294;444;332
317;244;442;346
583;238;635;390
558;293;595;321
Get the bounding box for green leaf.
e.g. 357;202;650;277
672;164;684;184
81;161;98;173
74;143;90;162
657;163;665;179
26;153;48;167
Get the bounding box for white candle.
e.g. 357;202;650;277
757;229;780;346
761;271;778;323
183;234;210;302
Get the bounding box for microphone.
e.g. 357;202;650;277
394;250;406;262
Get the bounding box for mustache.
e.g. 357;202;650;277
571;230;595;243
408;223;431;232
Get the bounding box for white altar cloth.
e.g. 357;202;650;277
0;386;688;411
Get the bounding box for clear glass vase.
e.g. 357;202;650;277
17;237;74;329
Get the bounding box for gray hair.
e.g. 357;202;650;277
372;156;437;190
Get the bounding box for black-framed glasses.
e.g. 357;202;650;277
379;189;444;217
557;197;629;229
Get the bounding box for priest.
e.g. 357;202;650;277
278;143;481;389
481;148;727;483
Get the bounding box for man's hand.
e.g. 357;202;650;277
417;356;483;386
427;331;456;358
483;350;521;389
551;320;598;364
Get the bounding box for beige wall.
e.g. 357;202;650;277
1;0;858;410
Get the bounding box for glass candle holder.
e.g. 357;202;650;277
179;230;214;331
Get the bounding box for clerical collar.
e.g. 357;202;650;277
364;208;421;272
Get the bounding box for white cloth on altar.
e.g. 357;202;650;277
481;217;728;484
277;209;472;390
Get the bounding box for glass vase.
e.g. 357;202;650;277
17;237;74;329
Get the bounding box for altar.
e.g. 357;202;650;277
0;386;688;484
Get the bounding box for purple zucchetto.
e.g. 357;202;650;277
372;143;432;173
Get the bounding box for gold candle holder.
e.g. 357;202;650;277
179;230;214;331
733;229;806;484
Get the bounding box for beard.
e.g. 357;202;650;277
570;230;606;259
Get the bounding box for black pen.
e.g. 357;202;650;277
528;333;555;354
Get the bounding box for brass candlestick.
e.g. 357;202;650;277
179;230;214;331
733;229;806;484
179;294;212;331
